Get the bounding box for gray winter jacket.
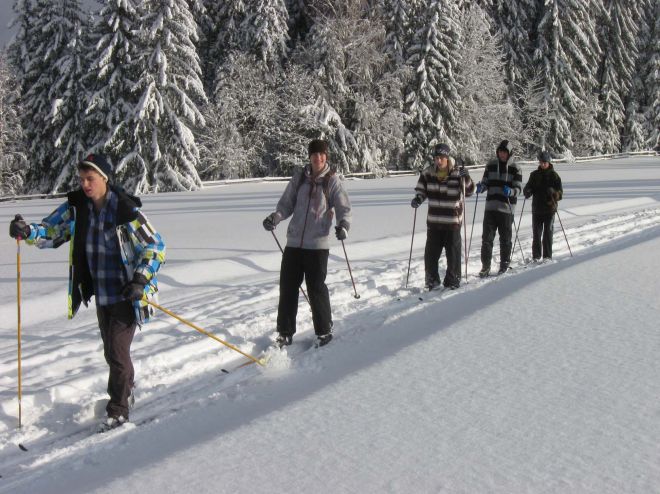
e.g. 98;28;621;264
271;164;352;250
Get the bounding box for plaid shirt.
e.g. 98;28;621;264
85;191;127;306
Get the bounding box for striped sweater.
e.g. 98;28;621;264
480;158;523;214
415;160;475;230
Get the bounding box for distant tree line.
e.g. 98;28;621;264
0;0;658;195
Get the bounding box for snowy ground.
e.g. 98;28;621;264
0;156;659;493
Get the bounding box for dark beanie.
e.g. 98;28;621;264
538;150;552;163
79;154;113;181
433;143;450;157
308;139;329;156
496;140;513;156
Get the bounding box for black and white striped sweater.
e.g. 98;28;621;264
415;161;475;231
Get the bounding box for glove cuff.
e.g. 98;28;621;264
132;273;149;287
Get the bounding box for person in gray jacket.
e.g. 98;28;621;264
263;139;352;347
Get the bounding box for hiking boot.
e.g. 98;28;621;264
498;264;510;275
275;334;293;348
316;333;333;347
425;279;442;291
478;267;490;278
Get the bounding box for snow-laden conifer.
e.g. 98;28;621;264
126;0;206;193
596;0;639;153
533;0;602;155
453;5;518;164
10;0;88;193
0;50;27;195
403;0;462;168
242;0;289;67
85;0;143;187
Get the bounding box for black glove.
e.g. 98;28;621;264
263;213;277;231
9;214;30;239
411;194;423;208
458;166;469;178
122;273;148;302
335;225;347;241
524;189;532;199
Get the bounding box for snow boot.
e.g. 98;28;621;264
98;415;127;433
478;267;490;278
276;334;293;348
316;333;333;347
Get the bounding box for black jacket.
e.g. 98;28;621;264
523;164;563;214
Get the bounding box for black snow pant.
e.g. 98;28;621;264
96;300;136;420
424;228;462;288
277;247;332;337
532;212;555;260
481;210;514;270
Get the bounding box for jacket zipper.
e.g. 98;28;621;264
299;177;315;248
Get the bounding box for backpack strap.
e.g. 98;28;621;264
295;167;336;204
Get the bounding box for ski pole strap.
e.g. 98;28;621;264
146;300;265;366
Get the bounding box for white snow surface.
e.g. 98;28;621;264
1;157;660;493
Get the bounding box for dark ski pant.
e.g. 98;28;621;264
96;300;136;420
277;247;332;337
424;228;462;287
481;210;514;270
532;212;555;260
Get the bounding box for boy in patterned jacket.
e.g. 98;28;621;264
9;154;165;431
411;143;474;290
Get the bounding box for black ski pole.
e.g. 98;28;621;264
506;197;526;263
270;231;311;306
513;197;526;262
555;209;573;257
341;239;360;299
405;208;417;289
467;191;479;267
462;177;468;282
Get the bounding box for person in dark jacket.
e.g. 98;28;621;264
9;154;166;431
262;139;352;348
523;151;563;261
411;143;474;290
475;140;523;276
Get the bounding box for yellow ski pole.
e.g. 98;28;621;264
16;237;22;428
146;300;265;366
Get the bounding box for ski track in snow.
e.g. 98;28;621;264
0;203;659;483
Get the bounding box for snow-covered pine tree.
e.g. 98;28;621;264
596;0;639;154
403;0;462;169
380;0;413;66
0;50;27;195
533;0;603;155
291;0;406;173
126;0;206;193
286;0;313;45
622;0;653;151
242;0;290;68
491;0;540;101
85;0;144;184
453;5;518;164
204;52;320;178
642;0;659;150
10;0;89;193
48;1;91;192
